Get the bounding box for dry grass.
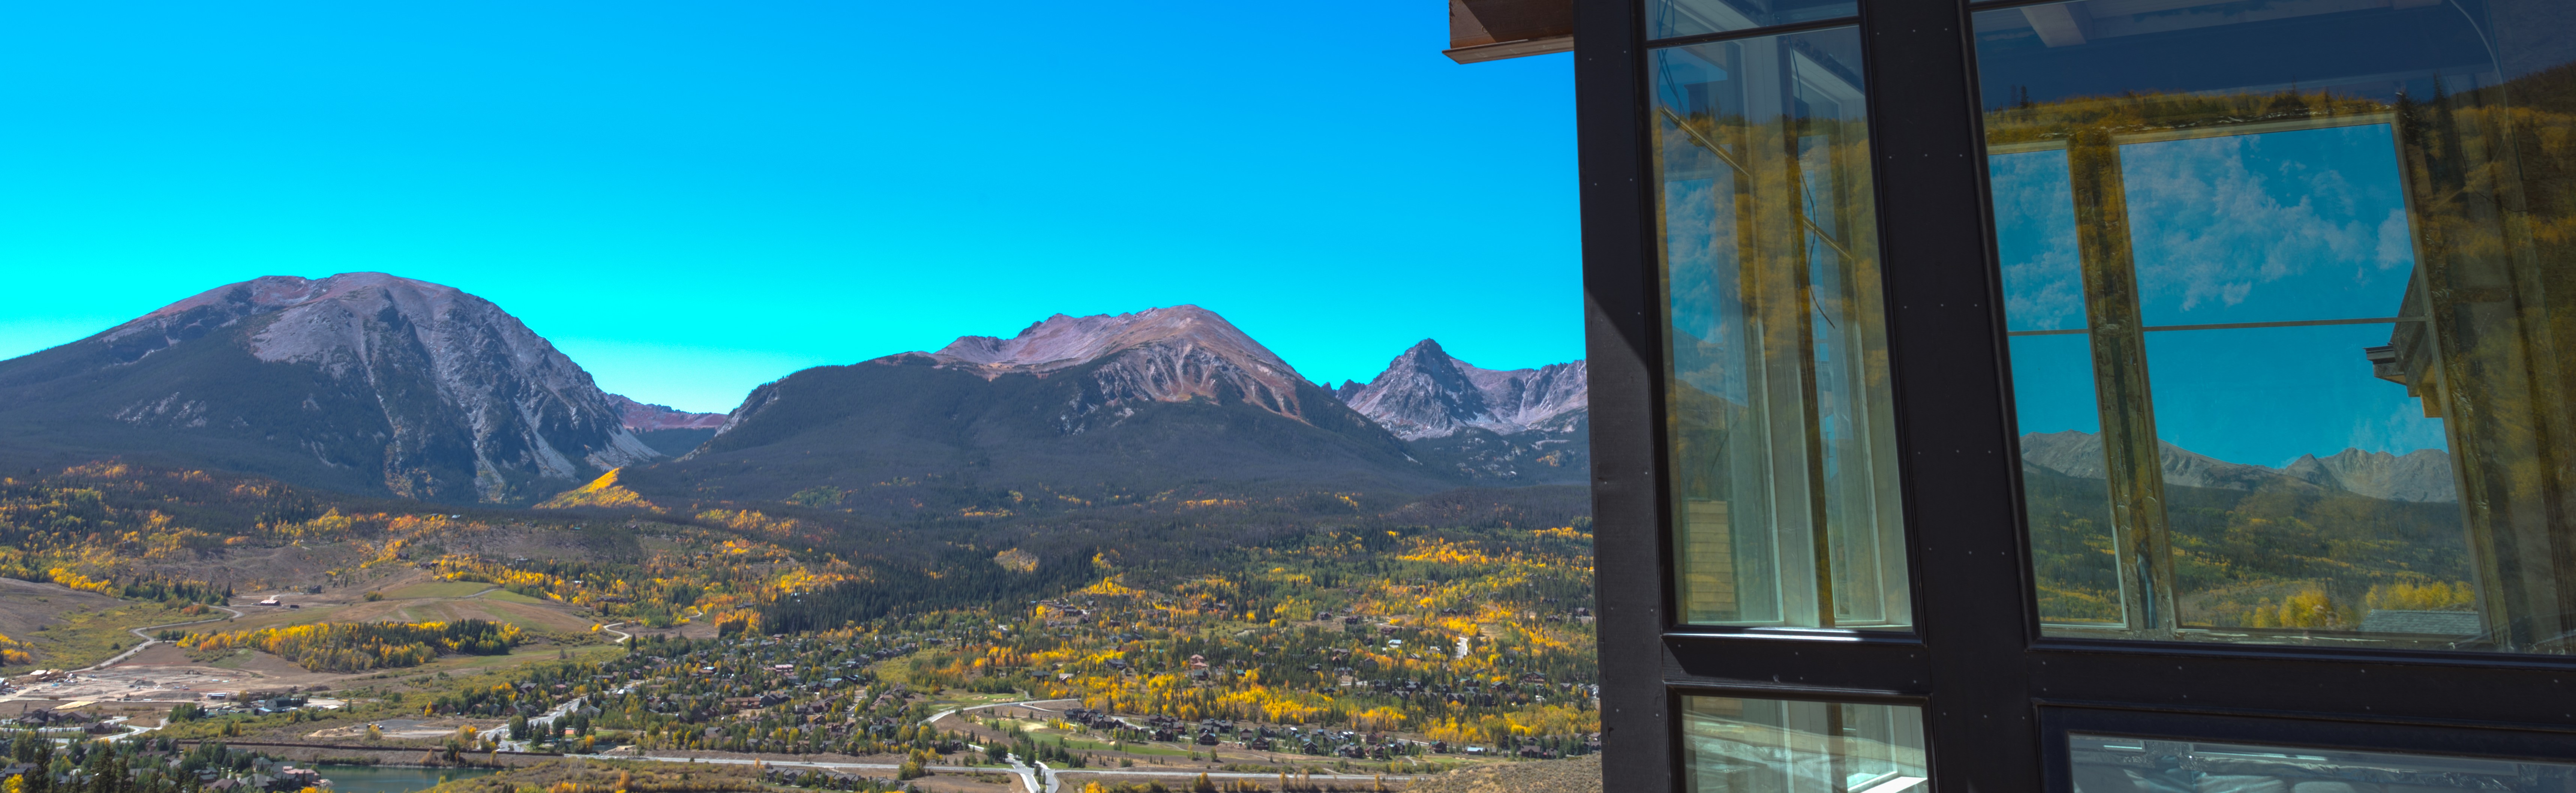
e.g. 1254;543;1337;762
420;759;773;793
1401;756;1600;793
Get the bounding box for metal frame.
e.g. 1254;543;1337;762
1576;0;2576;790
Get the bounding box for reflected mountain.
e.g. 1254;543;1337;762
2019;430;2456;502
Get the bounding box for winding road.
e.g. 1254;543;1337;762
93;604;244;670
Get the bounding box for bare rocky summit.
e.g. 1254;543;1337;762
1337;340;1586;441
1334;340;1590;484
0;272;658;503
923;305;1315;423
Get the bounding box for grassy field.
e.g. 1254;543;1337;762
384;581;495;599
12;600;197;671
481;589;548;605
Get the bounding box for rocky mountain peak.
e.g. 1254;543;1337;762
931;306;1292;373
99;273;455;364
883;306;1314;423
2283;448;2459;502
1337;340;1588;441
11;272;661;503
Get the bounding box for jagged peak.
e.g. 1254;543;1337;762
1339;339;1587;441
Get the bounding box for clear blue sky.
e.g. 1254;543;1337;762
0;2;1577;414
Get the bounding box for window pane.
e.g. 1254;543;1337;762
1683;696;1927;793
1979;0;2576;652
1656;27;1911;630
1649;0;1858;40
2069;733;2576;793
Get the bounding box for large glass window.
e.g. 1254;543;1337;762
1683;696;1928;793
1657;27;1911;630
1979;0;2576;652
2068;733;2576;793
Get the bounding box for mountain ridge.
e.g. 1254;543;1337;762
2019;430;2457;502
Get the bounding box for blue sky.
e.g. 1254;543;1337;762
0;2;1577;413
1993;125;2446;466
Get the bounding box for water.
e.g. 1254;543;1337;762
310;764;500;793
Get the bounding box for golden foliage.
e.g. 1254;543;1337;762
2366;580;2477;612
538;469;660;511
993;548;1040;573
182;620;521;672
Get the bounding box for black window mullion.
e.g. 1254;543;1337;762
1576;0;1678;789
1663;633;1935;694
1855;3;2041;793
2030;646;2576;730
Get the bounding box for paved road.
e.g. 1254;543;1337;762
598;622;631;645
927;697;1079;726
94;604;245;670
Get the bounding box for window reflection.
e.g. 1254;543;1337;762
2068;733;2576;793
1683;696;1927;793
1982;0;2576;652
1656;28;1911;630
1649;0;1858;40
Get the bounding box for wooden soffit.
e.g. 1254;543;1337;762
1446;0;1573;64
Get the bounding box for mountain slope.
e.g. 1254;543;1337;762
1335;340;1589;484
0;273;658;503
620;307;1449;507
607;394;726;456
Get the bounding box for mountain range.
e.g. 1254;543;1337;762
2019;430;2458;502
0;274;1590;507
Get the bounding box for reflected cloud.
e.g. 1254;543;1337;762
1991;150;2084;331
2120;125;2416;324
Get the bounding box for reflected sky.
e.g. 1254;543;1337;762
2146;325;2446;466
2124;125;2416;327
1992;150;2081;333
1994;124;2447;466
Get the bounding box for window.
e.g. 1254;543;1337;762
2067;733;2576;793
1580;0;2576;789
1682;696;1927;793
1979;0;2576;653
1654;25;1911;630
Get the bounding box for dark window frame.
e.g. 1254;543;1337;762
1578;0;2576;791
